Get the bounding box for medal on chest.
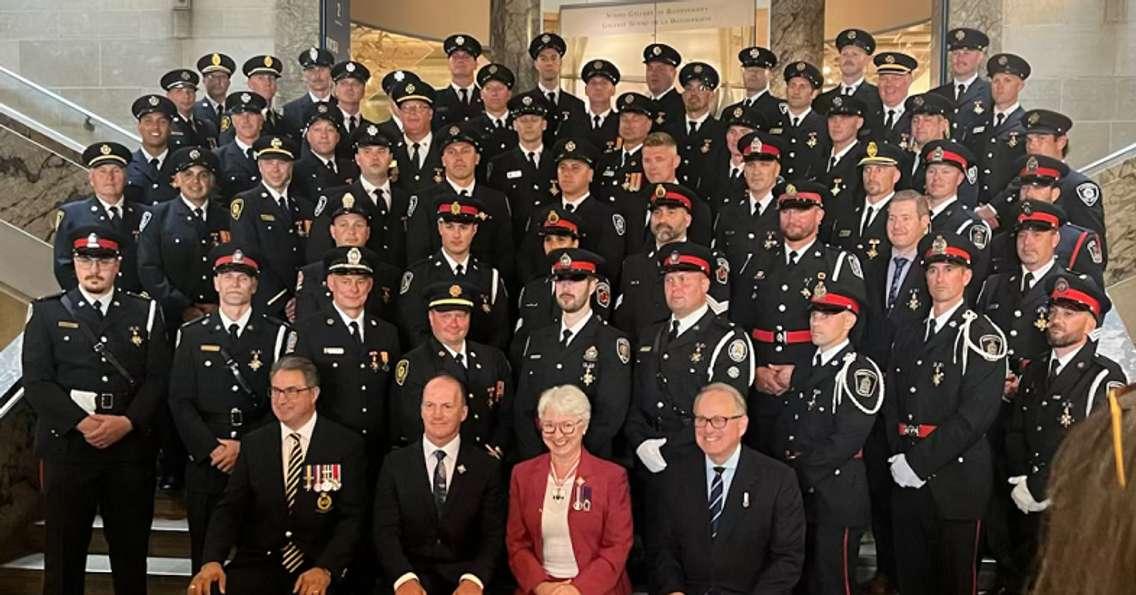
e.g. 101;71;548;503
129;326;143;347
1059;400;1074;428
690;342;706;363
248;349;263;371
866;238;880;260
931;362;944;386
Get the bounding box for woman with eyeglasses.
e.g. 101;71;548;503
506;385;633;595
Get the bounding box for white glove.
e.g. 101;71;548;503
889;454;926;489
1008;476;1050;513
636;438;668;473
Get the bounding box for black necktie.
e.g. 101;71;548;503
149;158;159;172
107;205;120;222
731;168;741;181
843;86;854;96
527;151;537;168
349;320;362;344
925;318;936;341
459;88;469;105
327;159;338;175
860;206;874;237
192;207;204;221
454;264;464;277
956;83;966;101
410;143;421;168
884;109;896;130
433;450;448;513
228;323;239;342
592;115;601;130
91;300;104;318
813;354;822;367
791;116;800;128
453;353;465;368
564;203;575;213
246;148;255;161
560;329;573;348
277;196;288;212
459;189;470;197
995;113;1006;128
752;202;762;217
1049;358;1060;383
787;250;799;267
1022;272;1034;294
667;320;680;341
373;188;387;214
546;92;556;107
347;115;357;133
688;121;698;135
828;155;837;172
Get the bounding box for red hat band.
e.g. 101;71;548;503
812;292;860;314
1017;212;1059;228
1051;287;1101;316
215;254;260;271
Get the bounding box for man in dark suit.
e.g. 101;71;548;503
282;47;336;136
872;52;918;150
654;384;805;595
780;62;828;181
930;28;993;146
375;373;505;595
125;94;180;205
25;227;171;595
884;231;1006;595
388;79;445;196
528;32;586;146
193;52;235;132
214;91;267;200
720;46;784;135
816;29;884;137
54;142;148;293
188;355;366;595
642;43;685;129
433;34;485;129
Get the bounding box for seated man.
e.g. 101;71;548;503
375;373;505;595
188;355;365;595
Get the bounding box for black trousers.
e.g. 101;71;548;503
892;486;981;595
42;459;156;595
209;558;343;595
185;488;224;573
799;523;864;595
863;417;897;580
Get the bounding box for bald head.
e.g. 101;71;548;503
421;373;467;444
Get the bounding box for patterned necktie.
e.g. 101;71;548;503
887;257;909;310
281;433;305;572
709;466;725;539
433;450;448;514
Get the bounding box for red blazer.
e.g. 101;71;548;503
506;450;633;595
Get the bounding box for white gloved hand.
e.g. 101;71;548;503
1008;476;1049;513
636;438;668;473
888;454;926;489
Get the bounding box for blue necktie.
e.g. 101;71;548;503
887;257;909;310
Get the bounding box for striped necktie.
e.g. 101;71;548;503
709;466;725;539
280;433;305;573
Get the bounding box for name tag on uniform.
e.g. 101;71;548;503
972;126;986;134
602;169;615;177
57;321;79;329
200;344;220;352
528;354;542;360
838;229;851;237
259;214;276;221
640;346;652;352
506;170;523;179
323;347;345;355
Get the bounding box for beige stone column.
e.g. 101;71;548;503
489;0;541;92
275;0;323;103
770;0;825;96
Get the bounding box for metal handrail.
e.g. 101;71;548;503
0;65;140;144
1082;140;1136;176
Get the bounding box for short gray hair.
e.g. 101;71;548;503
271;355;319;388
694;383;747;415
537;385;592;421
891;189;931;218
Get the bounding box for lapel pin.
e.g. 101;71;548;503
742;491;750;508
457;464;466;474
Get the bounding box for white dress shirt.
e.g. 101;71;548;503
279;413;318;488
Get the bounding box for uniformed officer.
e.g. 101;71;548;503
54;142;147;293
213;90;267;200
294;199;401;324
515;248;631;461
407;123;516;284
511;212;614;363
904;93;956;190
306;124;410;268
289;246;401;465
773;263;883;595
713;130;784;269
813;94;868;230
673;62;724;195
161;68;219;150
24;227;170;595
292;103;357;200
390;281;512;457
643;42;685;128
525;138;628;284
125;93;179;205
1003;273;1125;592
228;134;315;319
594;92;654;201
989;155;1105;286
282;47;336;137
625;241;754;473
873;51;918;147
780;61;827;180
238;54;287;137
388;78;444;195
703;103;768;214
168;244;289;571
398;195;510;350
885;231;1007;595
579;59;621;152
614;189;730;342
827;140;905;267
720;46;784;134
528;32;586;146
921;140;992;293
137;146;230;327
376;69;421;143
434;33;485;128
331;59;373;144
487;92;554;248
817;28;884;136
193;52;235;130
971;53;1030;204
471;63;518;165
931;28;994;144
731;181;866;455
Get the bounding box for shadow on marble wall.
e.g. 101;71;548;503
1098;158;1136;287
0;124;88;244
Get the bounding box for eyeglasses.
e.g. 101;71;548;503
74;255;118;267
539;419;584;435
694;414;744;429
270;385;313;399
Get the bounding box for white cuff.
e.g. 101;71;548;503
393;572;419;590
459;573;484;589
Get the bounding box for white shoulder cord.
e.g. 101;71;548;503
832;352;884;415
952;310;1008;374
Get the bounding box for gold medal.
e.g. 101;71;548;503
931;362;944;386
582;369;595;386
866;239;880;260
1059;401;1073;428
317;492;332;511
129;326;143;347
690;342;705;363
248;350;263;371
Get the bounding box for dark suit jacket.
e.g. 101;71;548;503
202;415;366;576
818;81;883;137
374;439;505;590
654;447;806;595
507;450;633;595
